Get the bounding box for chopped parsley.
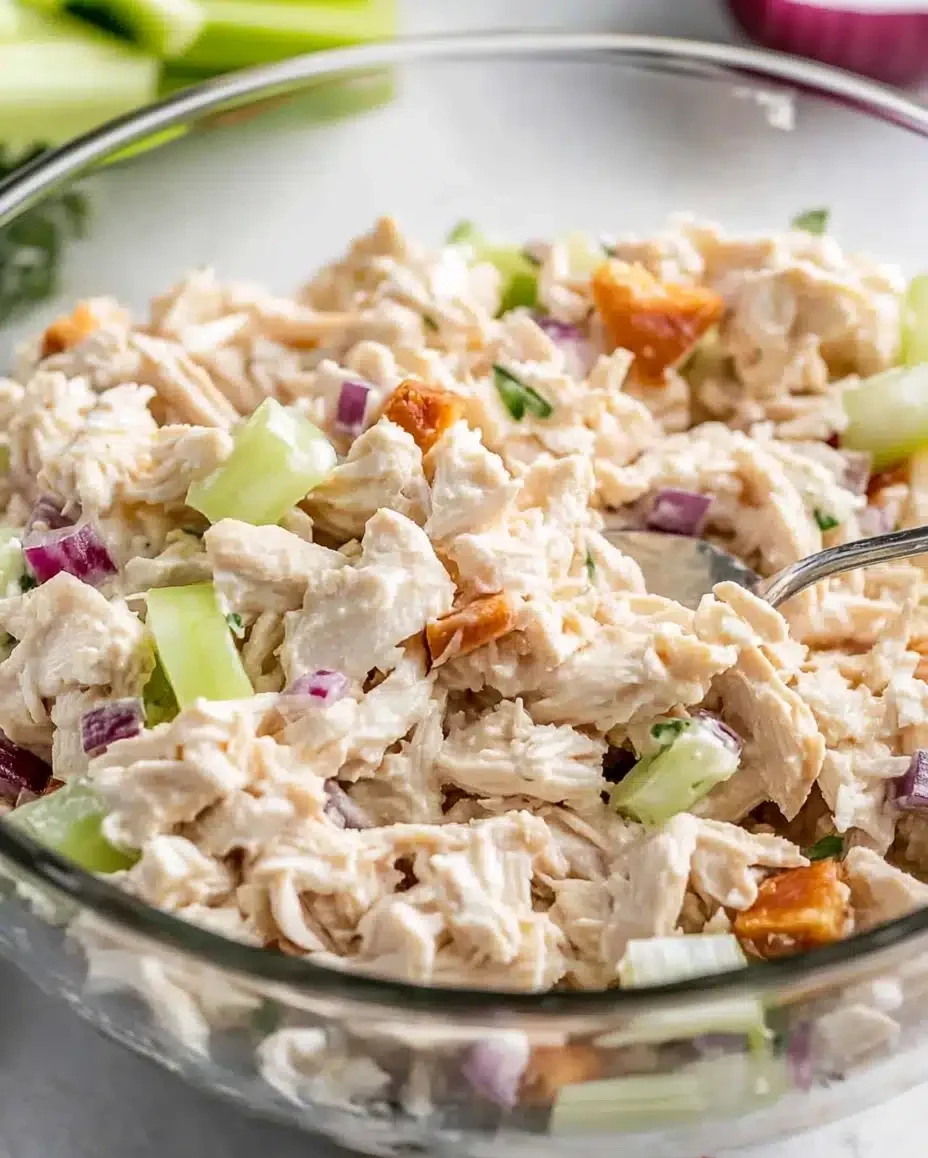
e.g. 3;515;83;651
0;146;90;324
814;509;840;533
791;207;830;236
804;834;844;862
585;551;596;580
18;572;36;594
226;612;245;639
493;364;553;421
650;718;691;746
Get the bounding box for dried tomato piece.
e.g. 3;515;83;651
40;302;102;358
590;260;724;383
426;593;516;666
734;859;849;959
382;379;462;454
521;1044;602;1106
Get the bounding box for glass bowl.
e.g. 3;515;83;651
2;32;928;1158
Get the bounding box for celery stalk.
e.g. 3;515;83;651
20;0;204;58
177;0;396;72
146;583;253;707
449;222;539;315
0;0;19;40
0;529;25;597
618;934;747;988
841;364;928;470
595;997;771;1055
0;10;158;153
901;274;928;368
8;780;136;873
187;398;336;527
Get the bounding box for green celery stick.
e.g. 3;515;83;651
9;780;137;873
20;0;203;58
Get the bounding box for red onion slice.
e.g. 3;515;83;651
25;495;74;534
895;750;928;811
285;669;350;705
646;489;712;537
859;505;895;537
693;710;744;757
334;381;371;437
0;730;52;803
840;450;872;496
80;699;145;756
728;1;928;87
461;1035;530;1109
324;781;372;830
23;521;117;587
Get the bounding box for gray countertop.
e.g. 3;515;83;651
1;3;925;1158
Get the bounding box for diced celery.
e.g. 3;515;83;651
142;654;179;726
449;224;539;316
841;364;928;471
177;0;396;72
550;1054;789;1134
0;528;24;597
901;274;928;368
561;230;603;277
146;583;253;707
595;996;771;1056
618;934;747;988
0;0;19;40
7;780;136;873
20;0;204;58
0;9;158;153
187;398;336;527
611;723;740;826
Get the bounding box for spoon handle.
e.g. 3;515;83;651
759;524;928;609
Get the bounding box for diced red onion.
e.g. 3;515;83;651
80;699;144;756
728;1;928;88
461;1035;530;1110
334;380;371;437
645;489;712;537
25;495;74;534
859;504;895;538
286;669;350;706
693;710;744;757
0;730;52;804
603;745;637;784
894;750;928;812
533;314;594;378
324;781;372;830
841;450;872;496
23;521;116;587
786;1021;815;1092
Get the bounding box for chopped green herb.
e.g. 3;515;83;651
791;207;830;235
492;364;553;421
0;146;90;324
18;572;36;593
447;220;476;245
226;612;245;639
585;551;596;580
814;509;840;533
650;718;691;746
804;834;844;862
422;314;439;332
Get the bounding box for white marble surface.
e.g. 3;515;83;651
0;2;925;1158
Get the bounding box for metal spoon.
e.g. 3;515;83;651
602;524;928;610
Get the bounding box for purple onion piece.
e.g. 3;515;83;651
80;699;145;756
23;521;117;587
25;495;75;535
859;505;895;538
324;781;372;830
334;380;371;437
894;750;928;812
841;450;872;496
603;745;637;784
285;669;350;706
0;730;52;803
692;710;744;757
786;1021;815;1093
534;314;584;344
645;489;712;537
461;1035;530;1110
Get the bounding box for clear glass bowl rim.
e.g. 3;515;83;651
1;31;928;1018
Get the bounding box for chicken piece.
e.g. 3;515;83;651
733;860;850;959
132;333;238;429
7;371;96;498
302;418;430;540
0;575;150;747
424;421;520;541
125;835;234;911
123;533;212;593
689;818;807;910
204;519;347;615
426;593;517;667
714;645;824;821
40;300;118;358
382;378;463;454
282;510;454;681
590;260;724;382
258;1028;389;1110
843;846;928;930
436;698;606;808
